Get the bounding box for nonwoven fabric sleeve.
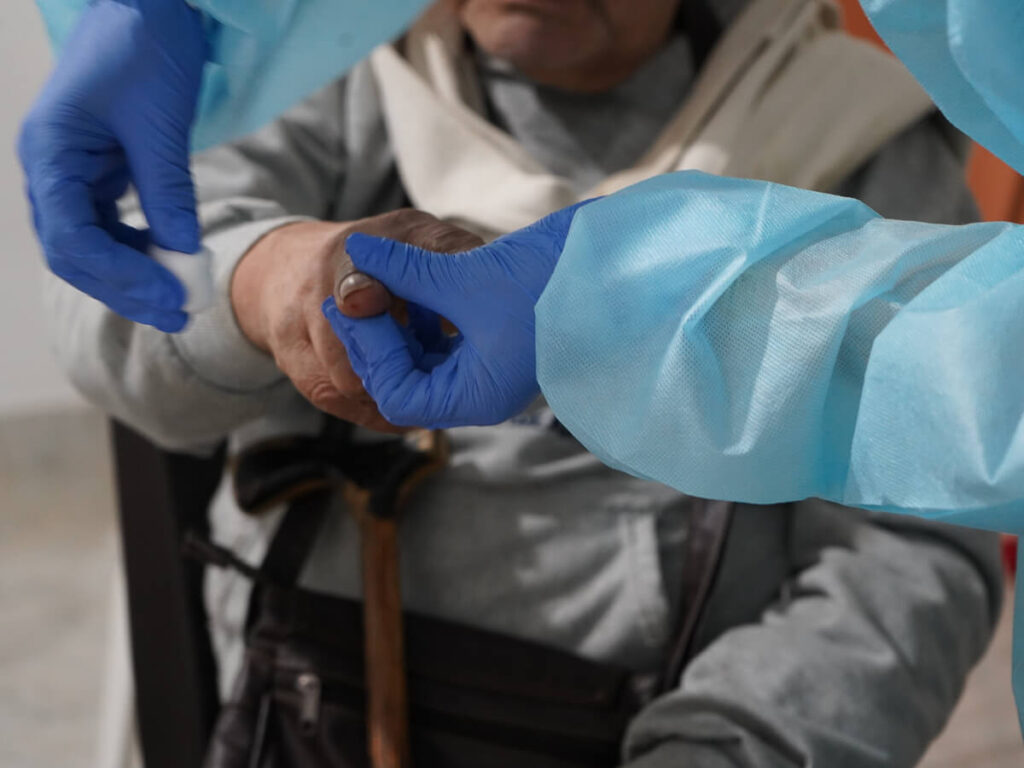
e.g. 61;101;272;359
34;0;429;151
536;171;1024;527
860;0;1024;176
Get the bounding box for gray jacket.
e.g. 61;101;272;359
45;40;1001;768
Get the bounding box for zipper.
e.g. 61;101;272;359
296;672;322;735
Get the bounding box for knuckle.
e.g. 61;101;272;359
323;226;352;256
430;226;484;253
383;207;427;226
382;208;437;239
306;378;341;412
399;214;483;254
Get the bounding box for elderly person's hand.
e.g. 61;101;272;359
322;202;589;429
231;209;483;431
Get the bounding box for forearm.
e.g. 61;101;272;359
621;502;1001;768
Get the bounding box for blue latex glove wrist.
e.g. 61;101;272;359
322;203;588;429
18;0;206;332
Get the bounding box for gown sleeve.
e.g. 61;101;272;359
33;0;427;150
860;0;1024;176
536;170;1024;529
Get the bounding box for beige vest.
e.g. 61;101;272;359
369;0;934;241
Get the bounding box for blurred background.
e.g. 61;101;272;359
0;1;1022;766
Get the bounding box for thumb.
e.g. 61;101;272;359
129;135;201;254
345;233;464;311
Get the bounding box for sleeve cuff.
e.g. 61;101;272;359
171;216;313;392
622;741;739;768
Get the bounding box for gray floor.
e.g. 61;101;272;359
0;408;118;768
1;406;1021;767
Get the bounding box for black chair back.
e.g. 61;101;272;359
110;420;224;768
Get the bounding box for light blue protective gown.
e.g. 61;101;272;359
35;0;428;150
537;0;1024;729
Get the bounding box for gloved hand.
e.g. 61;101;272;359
18;0;206;332
321;202;589;429
232;209;483;432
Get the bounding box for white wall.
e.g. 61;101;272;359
0;1;84;414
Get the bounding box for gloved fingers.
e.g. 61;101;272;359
59;264;188;332
334;305;435;376
47;229;185;310
125;133;201;255
323;302;449;428
108;220;153;255
92;160;133;209
96;200;152;254
322;297;429;373
323;300;369;379
403;304;458;371
308;298;368;399
65;234;185;309
406;302;450;354
32;174;184;309
344;233;463;313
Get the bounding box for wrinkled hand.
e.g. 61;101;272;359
18;0;206;332
322;202;588;429
232;210;483;431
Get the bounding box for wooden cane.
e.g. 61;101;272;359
344;430;448;768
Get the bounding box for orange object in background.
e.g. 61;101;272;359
836;0;885;48
837;0;1021;576
968;145;1024;223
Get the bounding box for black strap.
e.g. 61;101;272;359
659;499;734;692
182;489;334;591
111;421;224;768
259;488;334;587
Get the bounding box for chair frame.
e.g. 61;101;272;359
109;420;224;768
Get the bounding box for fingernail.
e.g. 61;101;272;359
335;273;392;318
336;272;376;300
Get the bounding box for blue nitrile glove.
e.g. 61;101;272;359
18;0;206;332
321;203;590;429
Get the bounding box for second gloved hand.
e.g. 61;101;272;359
18;0;206;332
322;202;588;429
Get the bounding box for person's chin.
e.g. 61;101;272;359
473;13;601;74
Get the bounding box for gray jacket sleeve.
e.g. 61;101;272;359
43;78;353;453
622;503;1001;768
621;115;1001;768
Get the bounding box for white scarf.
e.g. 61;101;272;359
370;0;933;240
